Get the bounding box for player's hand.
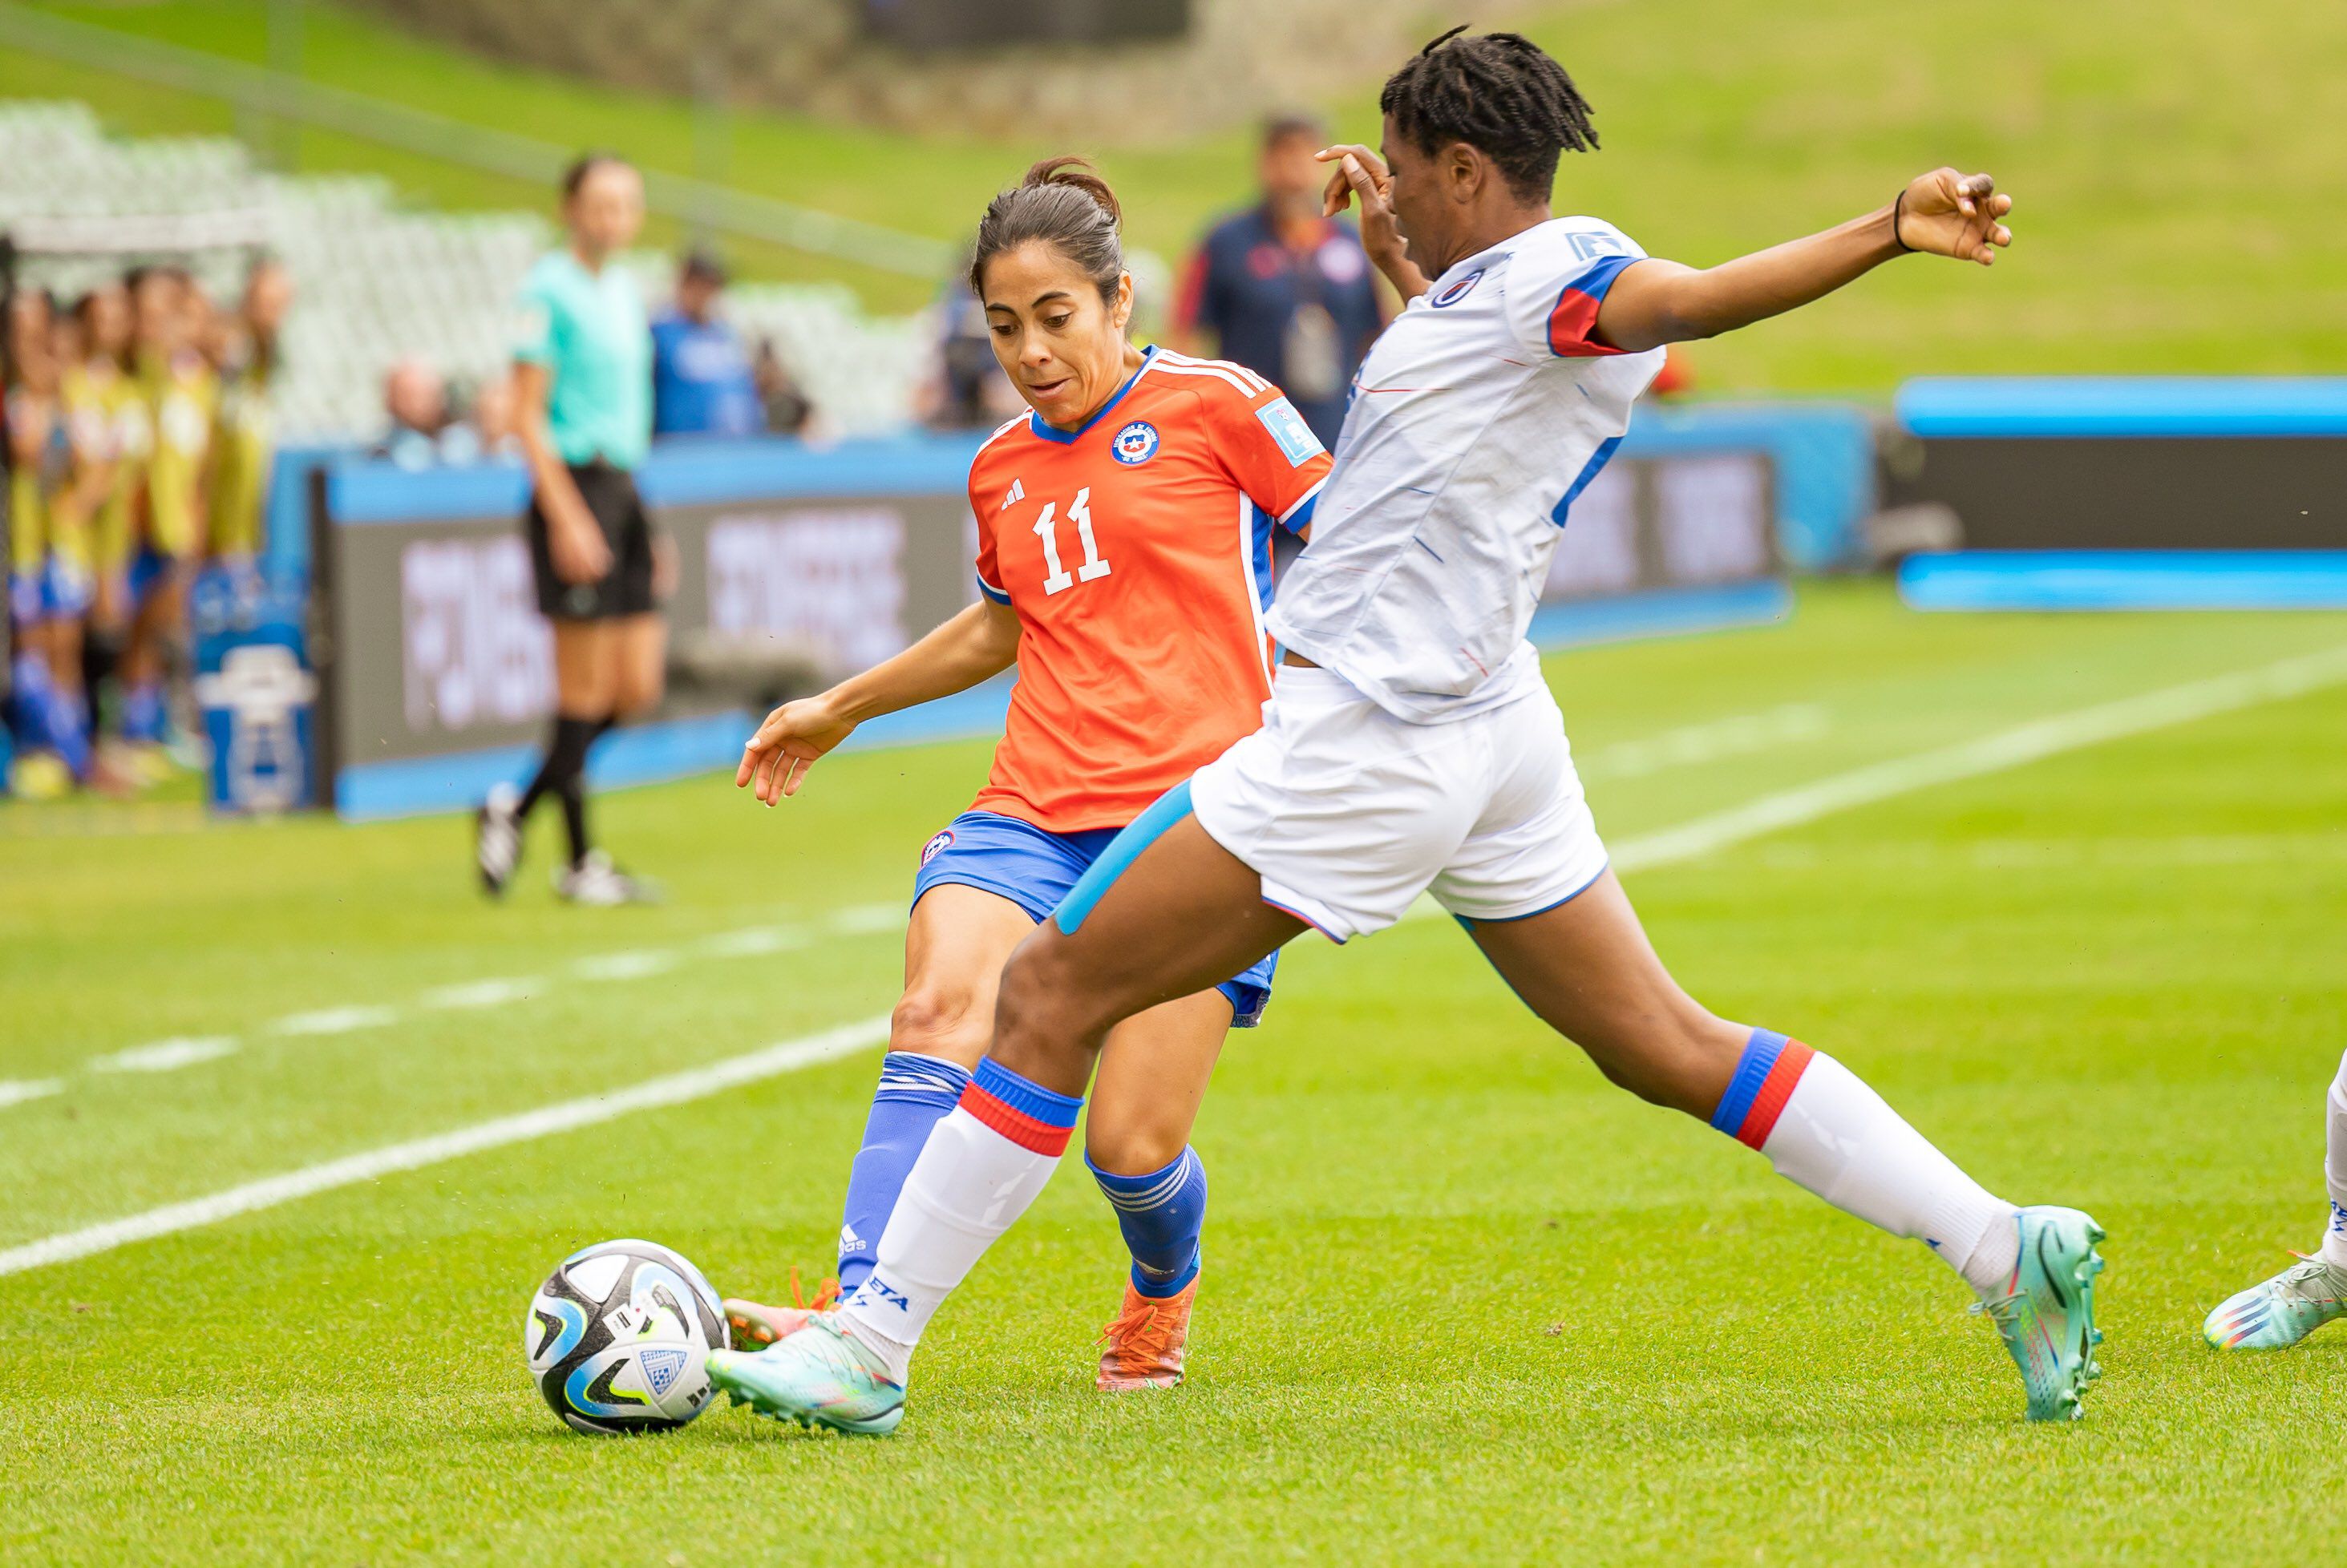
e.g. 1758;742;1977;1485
1892;169;2014;265
1315;144;1428;297
736;694;857;805
548;507;613;584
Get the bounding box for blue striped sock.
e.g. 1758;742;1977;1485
836;1052;971;1294
1089;1146;1207;1299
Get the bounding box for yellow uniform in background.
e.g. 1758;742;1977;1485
83;362;151;596
207;345;273;561
138;347;216;564
6;386;49;623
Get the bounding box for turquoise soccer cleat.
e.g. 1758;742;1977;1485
1972;1206;2107;1422
2203;1255;2347;1350
706;1316;905;1437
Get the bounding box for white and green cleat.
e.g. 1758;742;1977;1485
1973;1206;2107;1422
2203;1255;2347;1350
706;1315;905;1437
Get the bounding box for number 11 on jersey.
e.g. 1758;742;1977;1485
1032;486;1111;596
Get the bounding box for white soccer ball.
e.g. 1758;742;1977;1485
524;1238;726;1436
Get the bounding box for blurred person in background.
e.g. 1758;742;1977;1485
374;358;482;468
72;281;145;675
119;265;217;767
751;337;818;438
919;269;1026;430
1172;111;1390;450
474;152;663;907
650;249;763;438
5;287;87;796
467;373;523;459
206;257;293;572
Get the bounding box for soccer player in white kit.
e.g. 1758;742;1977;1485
712;28;2106;1433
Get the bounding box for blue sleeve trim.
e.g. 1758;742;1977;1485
1052;781;1194;935
1280;486;1321;535
975;574;1012;605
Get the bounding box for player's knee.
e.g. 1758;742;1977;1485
889;986;988;1066
992;934;1105;1074
1085;1117;1187;1178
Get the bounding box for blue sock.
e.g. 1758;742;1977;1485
836;1051;972;1295
121;680;165;744
10;653;57;754
1090;1146;1207;1299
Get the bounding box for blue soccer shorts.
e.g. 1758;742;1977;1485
911;809;1277;1028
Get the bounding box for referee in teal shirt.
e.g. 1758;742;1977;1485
477;152;662;905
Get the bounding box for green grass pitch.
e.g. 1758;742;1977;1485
5;581;2345;1562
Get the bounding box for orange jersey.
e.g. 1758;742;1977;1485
968;347;1332;831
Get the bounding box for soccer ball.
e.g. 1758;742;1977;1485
524;1239;726;1436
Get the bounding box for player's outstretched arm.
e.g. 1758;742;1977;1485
737;598;1021;804
1594;168;2014;355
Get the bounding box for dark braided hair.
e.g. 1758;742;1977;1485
1379;26;1599;200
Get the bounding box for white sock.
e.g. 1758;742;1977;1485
1720;1033;2017;1295
836;1097;1069;1383
2320;1049;2347;1270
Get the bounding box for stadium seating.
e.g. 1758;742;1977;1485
0;102;929;439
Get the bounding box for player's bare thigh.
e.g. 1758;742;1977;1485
548;617;618;717
993;815;1304;1097
1463;868;1747;1118
896;882;1038;1070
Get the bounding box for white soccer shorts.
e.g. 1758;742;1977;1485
1190;664;1609;942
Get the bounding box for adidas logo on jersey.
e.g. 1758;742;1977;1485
999;478;1026;511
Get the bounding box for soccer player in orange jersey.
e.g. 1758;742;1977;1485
716;158;1329;1420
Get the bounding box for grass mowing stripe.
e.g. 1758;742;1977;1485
0;1015;891;1279
11;641;2340;1267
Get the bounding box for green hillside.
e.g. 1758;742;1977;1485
2;0;2341;390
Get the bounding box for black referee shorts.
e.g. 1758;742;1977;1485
527;461;658;621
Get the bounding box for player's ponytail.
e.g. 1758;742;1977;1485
967;156;1126;304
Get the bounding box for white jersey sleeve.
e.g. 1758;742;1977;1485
1498;217;1649;361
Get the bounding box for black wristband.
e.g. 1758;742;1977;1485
1891;189;1917;254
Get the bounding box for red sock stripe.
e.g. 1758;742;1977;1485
957;1082;1072;1156
1736;1040;1815;1150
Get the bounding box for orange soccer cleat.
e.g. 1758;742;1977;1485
722;1268;840;1351
1095;1276;1196;1391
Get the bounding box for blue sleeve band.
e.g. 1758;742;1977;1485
1051;781;1194;935
1709;1028;1788;1133
1282;491;1319;535
975;573;1012;605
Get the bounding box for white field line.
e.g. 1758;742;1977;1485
1606;643;2347;874
0;1079;64;1109
1580;702;1829;782
1383;643;2347;925
90;1037;239;1074
8;643;2344;1277
0;1016;890;1279
45;900;903;1089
